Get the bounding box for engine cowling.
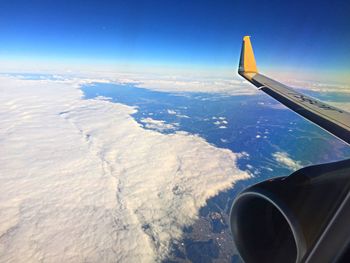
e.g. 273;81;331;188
229;159;350;263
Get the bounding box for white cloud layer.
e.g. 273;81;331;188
0;75;249;262
272;152;302;171
134;76;256;95
4;71;256;96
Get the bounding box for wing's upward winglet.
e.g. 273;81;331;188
238;36;258;75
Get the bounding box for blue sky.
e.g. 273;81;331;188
0;0;349;80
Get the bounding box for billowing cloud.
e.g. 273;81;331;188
0;75;249;262
167;109;177;115
140;117;179;132
213;116;228;128
272;151;302;171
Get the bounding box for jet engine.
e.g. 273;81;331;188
229;159;350;263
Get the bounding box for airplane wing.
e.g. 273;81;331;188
238;36;350;145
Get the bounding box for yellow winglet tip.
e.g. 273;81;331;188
239;36;258;74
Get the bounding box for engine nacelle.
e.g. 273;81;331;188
229;159;350;263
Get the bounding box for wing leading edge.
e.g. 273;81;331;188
238;36;350;145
